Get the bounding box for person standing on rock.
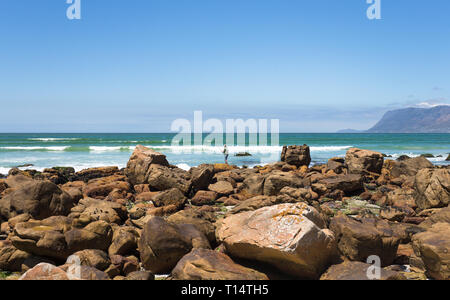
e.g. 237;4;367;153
223;144;229;164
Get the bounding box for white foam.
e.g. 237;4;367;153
176;163;191;171
28;138;80;141
0;146;69;151
310;146;353;152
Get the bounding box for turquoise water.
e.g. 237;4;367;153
0;133;448;174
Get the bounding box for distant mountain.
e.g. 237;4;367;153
337;105;450;133
367;106;450;133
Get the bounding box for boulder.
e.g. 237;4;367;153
138;217;210;274
125;145;169;186
0;244;33;272
327;158;345;174
0;180;75;220
69;249;111;271
318;174;364;195
263;171;303;196
189;164;215;193
345;148;384;174
191;191;218;206
208;181;234;196
216;203;338;279
167;208;217;245
281;145;311;167
171;249;269;280
108;226;139;256
11;216;73;260
329;215;400;266
68;198;128;225
320;261;405;280
229;195;298;214
83;175;131;199
74;167;120;182
125;271;155;280
146;164;191;195
420;206;450;228
412;222;450;280
11;217;113;261
19;263;72;280
152;188;186;209
241;174;265;196
388;157;434;178
414;168;450;210
64;220;113;253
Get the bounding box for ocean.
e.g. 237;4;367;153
0;133;448;174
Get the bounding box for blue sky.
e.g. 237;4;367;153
0;0;449;132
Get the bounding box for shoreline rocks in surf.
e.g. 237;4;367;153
0;144;449;281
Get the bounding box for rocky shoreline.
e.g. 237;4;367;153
0;144;449;280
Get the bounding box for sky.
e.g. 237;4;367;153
0;0;449;133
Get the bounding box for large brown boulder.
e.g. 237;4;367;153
329;215;401;266
216;203;338;279
152;188;186;209
167;208;217;245
412;222;450;280
0;180;76;220
229;195;298;214
241;174;265;196
171;249;269;280
11;217;113;261
281;145;311;167
125;145;169;186
19;263;72;280
318;174;364;194
83;175;131;200
388;157;433;178
320;261;406;280
0;244;33;272
69;249;111;271
208;181;234;196
414;168;450;210
108;226;139;257
146;164;191;195
263;171;303;196
191;191;218;206
420;206;450;228
68;198;128;225
189;164;215;193
345;148;384;174
74;166;120;182
138;217;210;274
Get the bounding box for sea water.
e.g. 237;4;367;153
0;133;448;174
